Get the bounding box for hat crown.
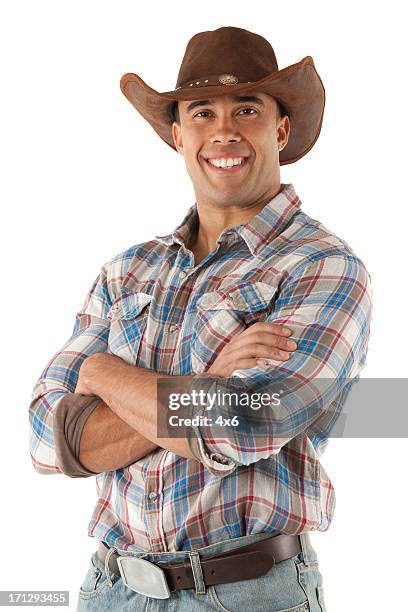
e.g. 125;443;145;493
175;26;279;89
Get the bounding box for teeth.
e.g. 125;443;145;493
208;157;245;168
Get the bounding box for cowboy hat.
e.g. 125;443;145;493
120;26;325;165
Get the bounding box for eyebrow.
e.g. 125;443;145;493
185;95;265;114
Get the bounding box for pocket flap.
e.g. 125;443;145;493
108;291;153;321
196;282;277;313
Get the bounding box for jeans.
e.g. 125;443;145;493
76;531;327;611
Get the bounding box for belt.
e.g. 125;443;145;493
97;533;302;599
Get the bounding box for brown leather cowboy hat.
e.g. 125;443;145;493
120;26;325;165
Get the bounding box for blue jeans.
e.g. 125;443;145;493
76;532;327;611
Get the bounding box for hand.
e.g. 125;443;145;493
206;322;297;378
75;354;99;396
75;352;120;396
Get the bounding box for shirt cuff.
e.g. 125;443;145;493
186;373;237;477
53;393;102;478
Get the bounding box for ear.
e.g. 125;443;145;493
277;115;290;152
172;122;184;156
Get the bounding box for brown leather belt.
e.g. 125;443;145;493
97;533;301;592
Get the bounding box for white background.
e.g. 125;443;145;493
1;1;407;610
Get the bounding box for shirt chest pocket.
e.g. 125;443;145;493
107;291;153;366
191;281;277;374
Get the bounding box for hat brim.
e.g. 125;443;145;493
119;56;325;165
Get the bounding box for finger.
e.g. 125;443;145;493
244;322;293;336
227;344;291;361
230;324;294;346
248;335;297;351
227;334;297;352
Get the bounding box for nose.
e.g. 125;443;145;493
210;114;242;145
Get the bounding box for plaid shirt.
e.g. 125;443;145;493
29;183;372;552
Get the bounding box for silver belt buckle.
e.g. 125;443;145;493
116;555;171;599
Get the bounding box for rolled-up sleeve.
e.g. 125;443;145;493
186;374;237;476
28;265;112;475
186;254;373;473
53;394;103;477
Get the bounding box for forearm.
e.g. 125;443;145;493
79;400;159;473
80;354;196;459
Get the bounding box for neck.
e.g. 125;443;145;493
190;182;283;259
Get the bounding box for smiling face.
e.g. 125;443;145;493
171;93;290;210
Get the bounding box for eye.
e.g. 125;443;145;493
194;106;258;117
193;110;212;118
238;107;257;115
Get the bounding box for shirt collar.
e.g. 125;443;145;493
155;183;301;256
154;203;199;248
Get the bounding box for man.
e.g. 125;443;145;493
29;26;372;611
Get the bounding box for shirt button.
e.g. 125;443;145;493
148;492;158;501
169;324;179;333
180;270;187;278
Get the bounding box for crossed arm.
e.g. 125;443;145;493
76;398;159;473
76;319;296;472
63;284;297;472
77;254;372;476
30;253;372;477
76;358;196;472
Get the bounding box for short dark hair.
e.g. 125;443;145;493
168;97;289;124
